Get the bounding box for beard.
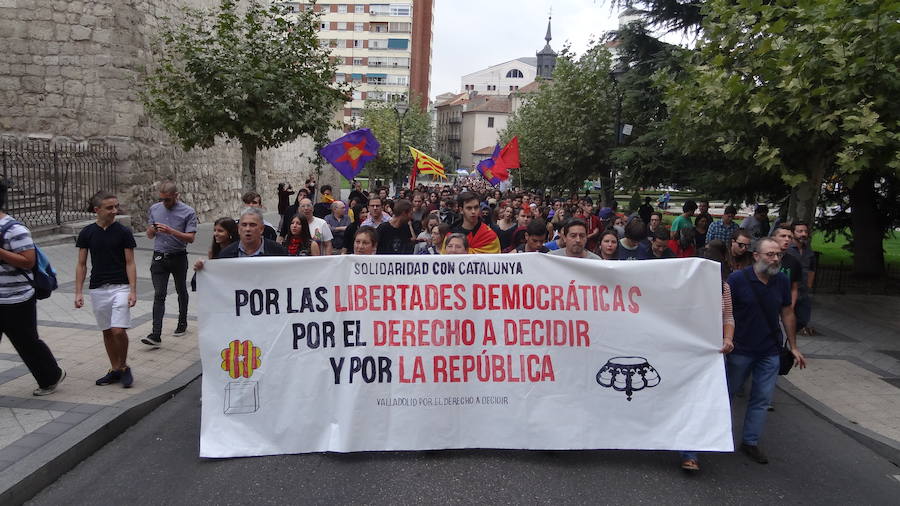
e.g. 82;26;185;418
754;259;781;277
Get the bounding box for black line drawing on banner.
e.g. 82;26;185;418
224;381;260;414
596;356;661;401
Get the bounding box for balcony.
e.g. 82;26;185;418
448;115;462;124
447;132;461;141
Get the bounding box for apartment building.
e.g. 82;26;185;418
284;1;434;124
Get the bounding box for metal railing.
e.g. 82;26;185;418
812;260;900;295
0;138;117;227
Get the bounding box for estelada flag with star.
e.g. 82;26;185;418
319;128;380;181
476;136;520;186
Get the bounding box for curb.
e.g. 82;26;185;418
0;361;202;506
778;380;900;466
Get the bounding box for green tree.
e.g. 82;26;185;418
503;46;620;203
142;0;348;193
360;97;433;187
659;0;899;275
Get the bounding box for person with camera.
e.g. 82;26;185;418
142;181;197;348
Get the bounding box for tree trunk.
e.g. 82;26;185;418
849;172;885;277
241;141;257;194
790;151;828;228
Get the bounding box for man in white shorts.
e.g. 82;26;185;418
75;191;137;387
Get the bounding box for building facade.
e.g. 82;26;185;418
459;57;537;96
285;1;434;124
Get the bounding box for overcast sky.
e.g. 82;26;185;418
429;0;624;100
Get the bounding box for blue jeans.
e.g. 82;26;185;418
726;353;780;446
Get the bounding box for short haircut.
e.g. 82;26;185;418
331;200;345;211
562;218;588;236
457;191;479;207
526;219;548;238
91;190;116;210
320;184;332;193
650;211;663;220
753;237;779;252
773;223;793;236
682;200;697;213
392;198;411;216
367;196;382;206
242;191;261;204
791;221;809;233
724;205;737;215
356;225;378;245
239;206;264;223
444;232;469;249
653;227;670;241
624;217;646;241
159;181;178;194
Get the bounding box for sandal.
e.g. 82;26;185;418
681;459;700;472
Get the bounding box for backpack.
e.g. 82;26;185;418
0;219;58;299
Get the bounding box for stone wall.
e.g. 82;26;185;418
0;0;340;226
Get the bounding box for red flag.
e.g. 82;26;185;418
409;163;417;190
498;136;520;170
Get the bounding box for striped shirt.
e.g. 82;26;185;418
0;215;35;303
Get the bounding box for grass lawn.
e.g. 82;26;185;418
812;232;900;268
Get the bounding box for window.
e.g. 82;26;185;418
487;117;495;128
335;73;346;83
354;22;364;32
353;57;364;66
390;4;411;16
352;90;362;100
388;22;411;33
464;84;474;91
337;4;347;13
387;38;409;50
487;84;496;91
387;75;408;85
319;38;329;48
372;23;387;32
388;92;407;102
506;69;524;78
336;22;347;30
320;22;327;30
351;73;363;82
355;5;365;13
368;76;386;85
369;39;388;49
370;4;390;15
353;39;362;48
509;85;519;91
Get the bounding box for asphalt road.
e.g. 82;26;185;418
28;380;900;505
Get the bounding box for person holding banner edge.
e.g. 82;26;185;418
725;237;806;465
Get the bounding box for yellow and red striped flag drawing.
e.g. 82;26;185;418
408;146;447;180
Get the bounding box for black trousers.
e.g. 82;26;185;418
150;252;189;335
0;297;63;388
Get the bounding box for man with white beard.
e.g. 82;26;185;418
725;237;806;464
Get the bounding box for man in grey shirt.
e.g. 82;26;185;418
141;181;197;348
549;219;601;259
324;200;350;252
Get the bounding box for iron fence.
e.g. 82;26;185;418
813;260;900;295
0;138;117;228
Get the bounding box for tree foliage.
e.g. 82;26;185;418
657;0;900;274
142;0;348;192
360;96;433;185
610;0;706;34
503;46;619;201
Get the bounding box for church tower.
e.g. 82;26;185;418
536;16;557;79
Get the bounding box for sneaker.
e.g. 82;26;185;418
680;458;700;472
34;368;66;396
173;323;187;337
740;443;769;464
96;369;121;386
141;333;161;348
120;367;133;388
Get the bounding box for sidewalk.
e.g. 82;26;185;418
0;219;898;501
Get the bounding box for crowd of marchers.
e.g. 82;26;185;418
0;176;817;473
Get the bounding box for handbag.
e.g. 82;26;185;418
742;270;795;375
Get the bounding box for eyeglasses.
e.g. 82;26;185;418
735;242;751;248
758;252;783;258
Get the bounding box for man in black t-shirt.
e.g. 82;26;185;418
772;224;802;309
75;191;137;388
376;199;414;255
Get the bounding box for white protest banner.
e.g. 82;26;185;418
198;255;733;457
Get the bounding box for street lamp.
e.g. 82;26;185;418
393;101;410;187
609;66;627;205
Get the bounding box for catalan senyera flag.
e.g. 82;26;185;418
409;147;447;180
